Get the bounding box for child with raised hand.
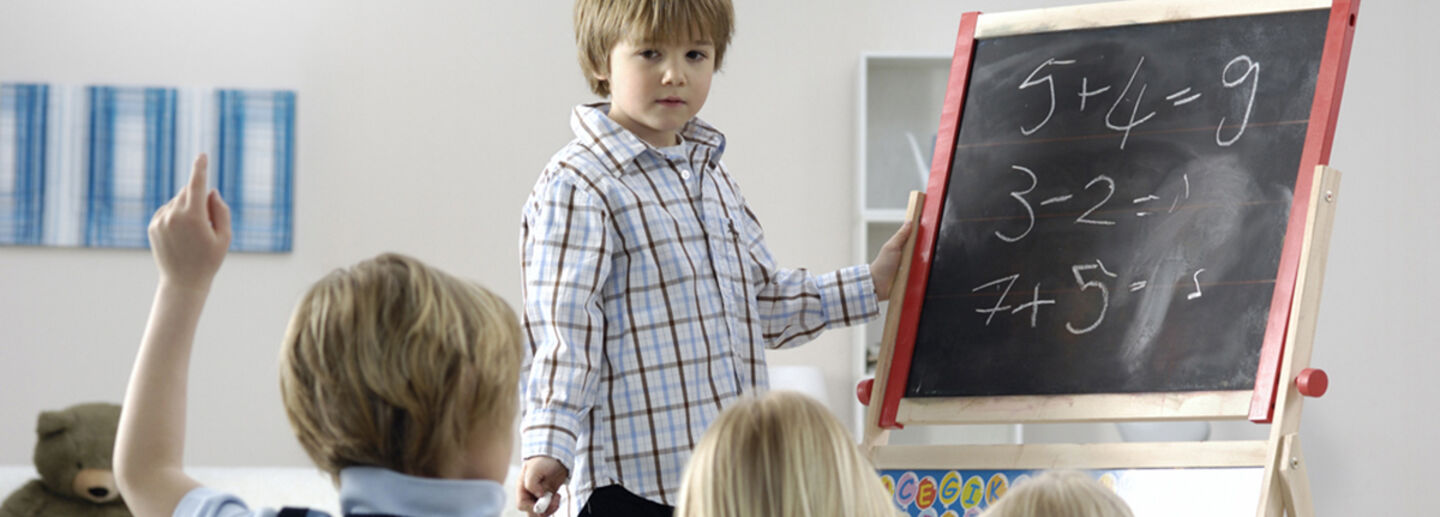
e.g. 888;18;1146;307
673;391;900;517
115;155;524;517
979;470;1134;517
518;1;913;515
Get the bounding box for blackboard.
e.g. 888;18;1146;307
898;8;1340;399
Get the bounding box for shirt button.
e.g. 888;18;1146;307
680;169;692;180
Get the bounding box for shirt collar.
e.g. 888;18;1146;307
569;102;726;174
338;466;505;517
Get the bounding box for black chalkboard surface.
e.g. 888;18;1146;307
904;9;1331;398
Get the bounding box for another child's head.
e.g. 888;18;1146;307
574;0;734;97
278;253;523;482
980;470;1133;517
675;391;899;517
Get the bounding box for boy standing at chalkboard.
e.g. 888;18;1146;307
516;1;911;516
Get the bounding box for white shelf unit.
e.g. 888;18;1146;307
856;52;950;378
855;52;1020;446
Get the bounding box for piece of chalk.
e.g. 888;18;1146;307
533;492;555;514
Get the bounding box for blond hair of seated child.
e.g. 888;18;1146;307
674;391;901;517
279;252;521;480
979;470;1134;517
116;154;523;517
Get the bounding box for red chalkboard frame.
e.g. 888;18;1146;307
874;0;1359;429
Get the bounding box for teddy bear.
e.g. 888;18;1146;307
0;402;132;517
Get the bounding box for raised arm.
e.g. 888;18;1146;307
115;154;232;517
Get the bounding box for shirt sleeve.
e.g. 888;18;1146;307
173;487;279;517
738;206;881;351
517;170;612;472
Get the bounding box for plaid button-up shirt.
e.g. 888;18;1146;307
519;104;878;512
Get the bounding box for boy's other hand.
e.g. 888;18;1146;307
518;456;568;517
147;153;232;292
869;221;914;302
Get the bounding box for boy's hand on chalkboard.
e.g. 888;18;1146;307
870;221;913;302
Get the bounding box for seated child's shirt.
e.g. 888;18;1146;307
172;467;506;517
520;103;879;512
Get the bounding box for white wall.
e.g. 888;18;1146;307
0;1;1434;515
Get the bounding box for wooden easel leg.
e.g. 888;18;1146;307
1256;166;1339;517
1278;434;1314;517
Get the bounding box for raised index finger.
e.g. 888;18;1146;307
186;153;210;201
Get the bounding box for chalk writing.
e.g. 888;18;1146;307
1217;56;1260;146
1019;59;1076;135
994;165;1038;243
1105;57;1157;150
1012;283;1056;328
1016;55;1262;150
1075;175;1117;226
973;274;1021;325
1188;268;1208;300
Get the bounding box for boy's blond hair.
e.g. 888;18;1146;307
675;391;901;517
980;470;1134;517
575;0;734;96
278;253;523;480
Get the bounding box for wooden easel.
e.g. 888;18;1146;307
858;165;1341;516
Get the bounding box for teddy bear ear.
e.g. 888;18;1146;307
36;410;72;438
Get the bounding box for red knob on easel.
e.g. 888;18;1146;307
857;378;875;405
1296;368;1328;398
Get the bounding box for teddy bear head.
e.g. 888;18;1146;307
33;402;124;505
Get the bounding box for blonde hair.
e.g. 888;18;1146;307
278;253;523;480
676;391;900;517
574;0;735;96
980;471;1133;517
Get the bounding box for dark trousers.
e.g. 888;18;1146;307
580;485;674;517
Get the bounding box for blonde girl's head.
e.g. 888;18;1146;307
980;470;1133;517
676;390;900;517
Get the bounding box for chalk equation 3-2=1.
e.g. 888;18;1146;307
993;164;1190;243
